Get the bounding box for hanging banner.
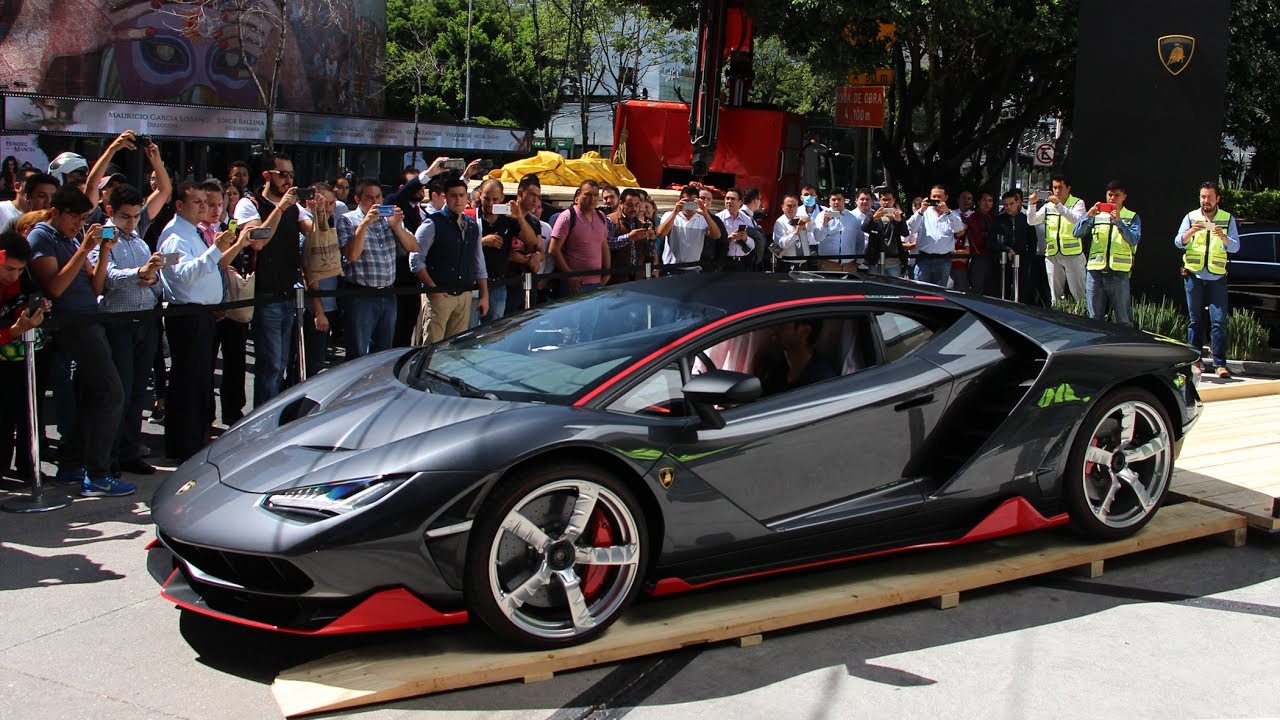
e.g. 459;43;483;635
2;96;532;153
0;135;50;171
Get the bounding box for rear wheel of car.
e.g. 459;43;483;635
1065;387;1174;540
464;463;648;648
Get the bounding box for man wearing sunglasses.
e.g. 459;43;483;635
233;152;301;407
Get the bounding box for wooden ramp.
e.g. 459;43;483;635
1173;393;1280;531
1196;377;1280;403
272;502;1244;718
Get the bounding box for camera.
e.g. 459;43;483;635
294;187;315;202
135;134;152;148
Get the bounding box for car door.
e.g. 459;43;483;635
663;307;956;531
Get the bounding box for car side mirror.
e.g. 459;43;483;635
682;370;762;430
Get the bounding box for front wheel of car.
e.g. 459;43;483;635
1065;387;1174;540
464;463;649;648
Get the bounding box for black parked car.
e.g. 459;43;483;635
150;273;1202;647
1230;223;1280;344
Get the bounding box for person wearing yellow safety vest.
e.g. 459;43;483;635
1027;175;1087;304
1071;180;1142;326
1174;181;1240;378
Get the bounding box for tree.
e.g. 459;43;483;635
382;23;445;162
591;4;687;123
749;36;835;115
1225;0;1280;188
162;0;348;153
542;0;600;146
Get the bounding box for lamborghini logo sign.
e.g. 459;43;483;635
1158;35;1195;76
658;467;675;490
175;480;196;495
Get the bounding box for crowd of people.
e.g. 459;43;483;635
0;136;1242;498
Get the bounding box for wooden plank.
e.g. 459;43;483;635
736;634;763;647
1177;443;1280;472
1070;560;1105;578
1198;379;1280;403
271;503;1245;718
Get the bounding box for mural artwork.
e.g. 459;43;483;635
0;0;385;116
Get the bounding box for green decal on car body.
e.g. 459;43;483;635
1037;383;1091;408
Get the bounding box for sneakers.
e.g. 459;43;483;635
81;475;137;498
53;466;87;486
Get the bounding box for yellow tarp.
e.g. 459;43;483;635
487;151;639;188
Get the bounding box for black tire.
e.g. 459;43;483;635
464;463;649;648
1064;387;1174;540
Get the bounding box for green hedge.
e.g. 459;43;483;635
1051;297;1271;361
1220;188;1280;222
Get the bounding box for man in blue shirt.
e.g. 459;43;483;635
27;186;132;497
158;182;242;461
89;183;164;476
907;184;967;287
337;177;419;358
1072;180;1142;326
1174;181;1240;377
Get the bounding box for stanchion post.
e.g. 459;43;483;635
294;287;308;383
879;251;885;275
644;261;653;279
1013;254;1022;304
1000;252;1008;300
3;329;69;513
523;272;533;311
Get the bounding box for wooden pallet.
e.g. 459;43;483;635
1196;377;1280;403
271;502;1245;718
1172;393;1280;531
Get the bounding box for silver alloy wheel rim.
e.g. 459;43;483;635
487;479;641;640
1081;400;1172;528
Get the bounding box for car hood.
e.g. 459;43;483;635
206;351;518;493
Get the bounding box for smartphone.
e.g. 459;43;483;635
477;159;494;172
682;201;699;212
101;226;116;240
377;204;396;217
441;158;467;172
162;252;182;266
1097;202;1116;213
294;187;315;202
491;202;511;215
25;293;44;317
135;134;153;148
249;227;272;240
227;219;238;236
788;217;800;227
926;198;940;206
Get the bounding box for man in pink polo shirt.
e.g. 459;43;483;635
549;180;611;296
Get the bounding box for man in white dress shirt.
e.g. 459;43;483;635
1027;175;1088;303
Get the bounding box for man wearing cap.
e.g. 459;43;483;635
83;131;172;237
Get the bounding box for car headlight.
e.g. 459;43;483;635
263;474;412;517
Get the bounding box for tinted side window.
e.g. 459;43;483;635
876;312;933;362
607;363;687;417
1236;233;1276;263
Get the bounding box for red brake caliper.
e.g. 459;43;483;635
580;508;613;599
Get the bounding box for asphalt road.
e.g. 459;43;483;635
2;424;1278;720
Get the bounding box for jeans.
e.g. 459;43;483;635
104;320;158;463
253;300;296;407
56;323;124;476
1086;270;1132;326
1185;275;1229;367
917;255;951;286
471;283;507;327
344;293;397;359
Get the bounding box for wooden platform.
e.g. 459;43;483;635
1172;393;1280;531
1196;377;1280;403
271;502;1245;718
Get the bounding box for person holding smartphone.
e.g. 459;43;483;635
1072;180;1142;326
89;184;165;476
26;186;132;495
1175;181;1240;377
655;185;722;276
471;178;536;324
771;194;817;270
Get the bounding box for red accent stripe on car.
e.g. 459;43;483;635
160;570;469;635
648;497;1069;597
145;537;160;550
913;295;945;301
574;294;869;407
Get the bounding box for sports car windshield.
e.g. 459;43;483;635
407;289;725;403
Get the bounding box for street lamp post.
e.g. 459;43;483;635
464;0;473;122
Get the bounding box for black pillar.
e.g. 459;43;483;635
1068;0;1231;302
